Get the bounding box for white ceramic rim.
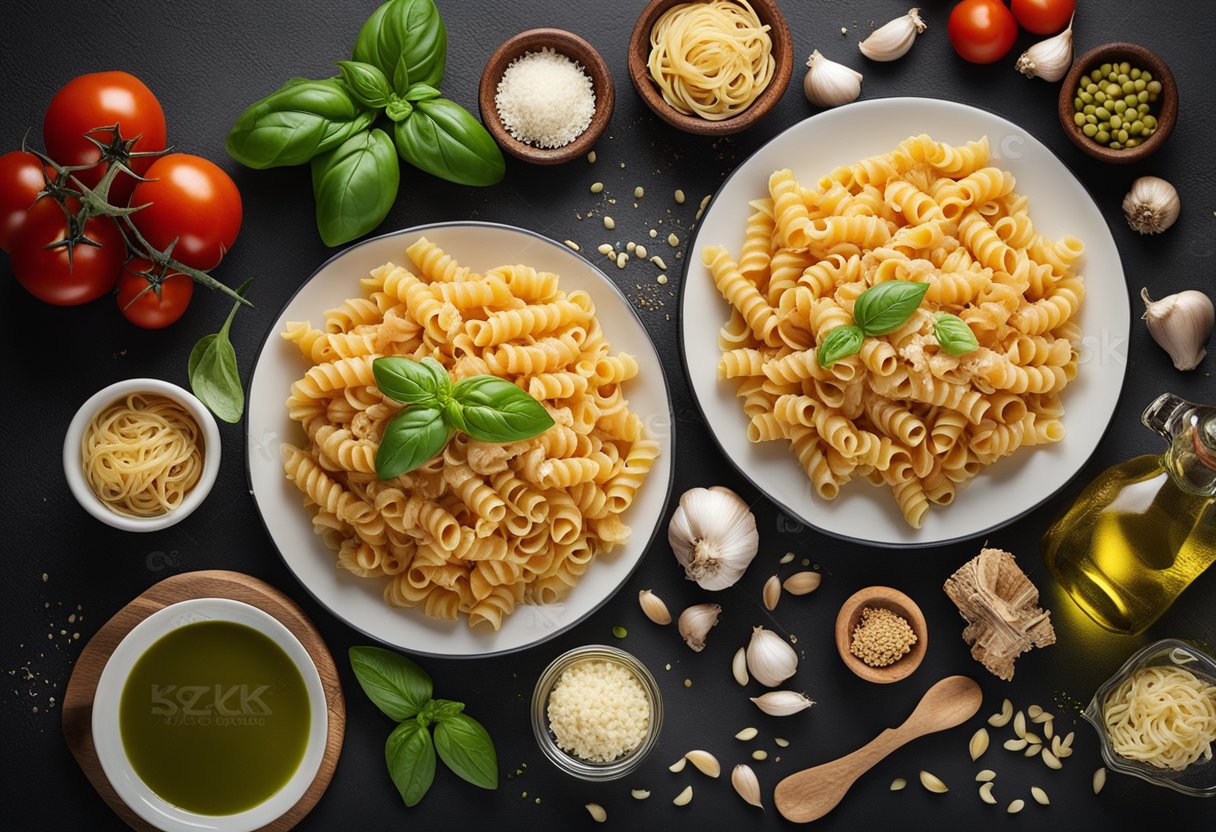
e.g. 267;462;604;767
91;597;328;832
62;378;222;532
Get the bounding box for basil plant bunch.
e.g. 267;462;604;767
226;0;505;246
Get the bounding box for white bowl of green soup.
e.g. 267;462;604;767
92;598;328;831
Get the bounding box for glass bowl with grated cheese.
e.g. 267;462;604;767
532;645;663;780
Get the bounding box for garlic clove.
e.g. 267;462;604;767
1141;288;1214;371
1123;176;1181;235
685;749;721;778
1015;17;1073;82
858;8;926;62
782;571;822;595
639;589;672;625
732;645;750;686
678;603;722;651
746;625;798;687
668;487;759;590
750;690;815;716
803;50;863;108
731;764;763;809
762;574;781;610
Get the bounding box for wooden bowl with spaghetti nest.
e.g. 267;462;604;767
834;586;928;684
628;0;793;136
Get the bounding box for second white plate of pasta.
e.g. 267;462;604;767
681;97;1128;546
246;223;674;656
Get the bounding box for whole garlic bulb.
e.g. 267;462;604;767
668;486;758;590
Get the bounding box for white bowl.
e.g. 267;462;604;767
63;378;221;532
91;597;328;832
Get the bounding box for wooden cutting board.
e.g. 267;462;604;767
61;570;345;831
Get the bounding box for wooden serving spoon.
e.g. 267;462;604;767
774;675;983;823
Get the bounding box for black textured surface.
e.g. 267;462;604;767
2;1;1214;829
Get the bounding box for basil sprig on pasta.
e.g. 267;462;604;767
372;356;554;479
817;280;930;367
933;313;980;356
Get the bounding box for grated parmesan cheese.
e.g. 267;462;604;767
495;48;595;149
547;659;650;762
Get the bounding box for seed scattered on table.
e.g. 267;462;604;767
1031;786;1049;805
604;216;615;230
634;186;645;198
890;777;907;791
1007;798;1025;814
672;785;693;806
919;770;948;793
1092;767;1106;794
585;803;607;823
975;769;996;782
590;181;604;193
563;240;580;251
587;151;596;163
674;189;686;204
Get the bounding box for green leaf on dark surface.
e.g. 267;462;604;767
187;279;251;424
433;713;498;790
375;405;452;479
226;78;374;169
373;356;450;405
337;60;393;109
393;98;505;187
353;0;448;93
451;376;554;442
404;83;442;103
310;128;400;247
852;280;930;336
386;720;437;806
349;645;434;721
429;699;466;722
933;313;980;356
817;324;864;367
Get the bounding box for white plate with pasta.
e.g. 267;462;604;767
681;97;1128;546
246;223;673;656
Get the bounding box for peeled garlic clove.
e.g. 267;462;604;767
668;486;759;590
1015;18;1073;82
763;575;781;610
1124;175;1181;235
672;785;693;806
858;8;926;62
919;770;948;793
685;749;721;778
639;589;672;625
804;49;862;108
969;728;990;761
747;625;798;687
678;603;722;651
782;571;821;595
1141;288;1214;371
585;803;607;823
731;764;763;808
750;690;815;716
732;646;750;686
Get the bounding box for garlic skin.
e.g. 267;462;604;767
1015;18;1073;82
668;486;758;590
1141;288;1214;370
804;50;863;108
858;8;926;62
638;589;672;625
746;625;798;687
750;690;815;716
731;764;763;808
1123;176;1181;234
678;603;722;651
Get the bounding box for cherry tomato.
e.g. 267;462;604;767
130;154;242;270
1011;0;1075;35
7;198;124;306
117;257;194;328
0;150;52;251
42;71;166;207
948;0;1019;64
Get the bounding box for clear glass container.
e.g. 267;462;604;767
1082;638;1216;797
531;644;663;780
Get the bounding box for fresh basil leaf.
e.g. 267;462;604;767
934;313;980;356
337;60;393;109
353;0;447;93
817;324;864;368
385;95;414;123
404;83;442;103
373;356;447;404
451;377;554;442
349;645;434;720
430;699;466;721
386;720;436;807
310;128;400;247
393;98;505;187
420;357;453;397
375;405;451;479
443;399;466;433
188;280;251;424
852;280;930;336
433;713;498;790
226;78;374;169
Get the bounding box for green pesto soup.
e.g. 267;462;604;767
119;620;311;815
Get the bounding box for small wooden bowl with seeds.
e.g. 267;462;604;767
834;586;927;684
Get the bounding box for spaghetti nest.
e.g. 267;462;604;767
1103;665;1216;771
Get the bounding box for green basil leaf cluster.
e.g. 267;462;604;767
188;279;252;422
372;357;554;479
817;280;930;367
933;313;980;356
350;646;498;807
225;0;504;247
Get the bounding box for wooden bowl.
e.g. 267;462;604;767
478;28;614;165
627;0;793;136
834;586;928;684
1058;42;1177;164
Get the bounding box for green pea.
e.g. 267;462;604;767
1082;123;1098;137
1099;62;1112;76
1121;81;1135;94
1113;100;1128;114
1095;106;1110;120
1109;141;1123;150
1126;138;1140;148
1138;103;1151;115
1143;114;1157;129
1131;68;1142;79
1074;97;1084;110
1125;94;1140;108
1117;73;1130;85
1081;91;1094;103
1095;130;1110;144
1129;121;1143;136
1120;61;1131;74
1110;115;1123;130
1086;114;1097;125
1073;112;1087;127
1085;81;1099;94
1134;78;1146;92
1138;90;1149;103
1095;91;1107;103
1147;80;1162;94
1084;104;1096;115
1148;92;1159;103
1105;83;1121;96
1117;129;1129;143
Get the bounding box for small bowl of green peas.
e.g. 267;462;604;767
1058;42;1177;164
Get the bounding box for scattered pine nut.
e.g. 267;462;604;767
975;770;996;782
752;749;768;761
674;189;686;204
590;182;604;193
672;785;693;806
1031;786;1049;805
668;232;680;246
626;241;636;252
1093;767;1106;794
587;151;596;163
563;240;580;251
634;186;645;198
597;243;613;255
615;252;627;269
1007;799;1025;814
636;244;648;259
603;216;615;230
657;274;668;285
649;228;658;238
890;778;907;791
969;728;990;761
735;726;758;741
774;737;789;748
585;803;607;823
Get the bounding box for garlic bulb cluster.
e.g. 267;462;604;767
668;486;758;590
1123;176;1180;235
858;8;926;62
1015;18;1073;82
678;603;722;651
1141;288;1213;371
746;626;798;687
750;690;814;716
804;50;862;108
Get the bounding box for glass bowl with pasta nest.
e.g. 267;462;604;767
680;97;1129;547
245;222;674;657
63;378;221;532
1083;639;1216;797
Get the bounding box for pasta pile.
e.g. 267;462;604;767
1103;665;1216;771
280;238;658;631
647;0;775;121
706;134;1085;527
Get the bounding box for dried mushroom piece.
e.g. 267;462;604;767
943;548;1055;681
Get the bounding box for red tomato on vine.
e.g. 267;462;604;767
130;154;243;270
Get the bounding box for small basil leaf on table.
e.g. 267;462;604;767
373;356;449;404
817;324;864;367
934;313;980;356
188;279;251;424
337;60;393;109
226;78;374;169
375;405;452;479
451;376;554;442
432;713;499;789
852;280;930;336
394;98;506;186
310;128;400;247
349;645;434;720
386;720;437;807
354;0;447;93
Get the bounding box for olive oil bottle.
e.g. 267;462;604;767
1042;393;1216;635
